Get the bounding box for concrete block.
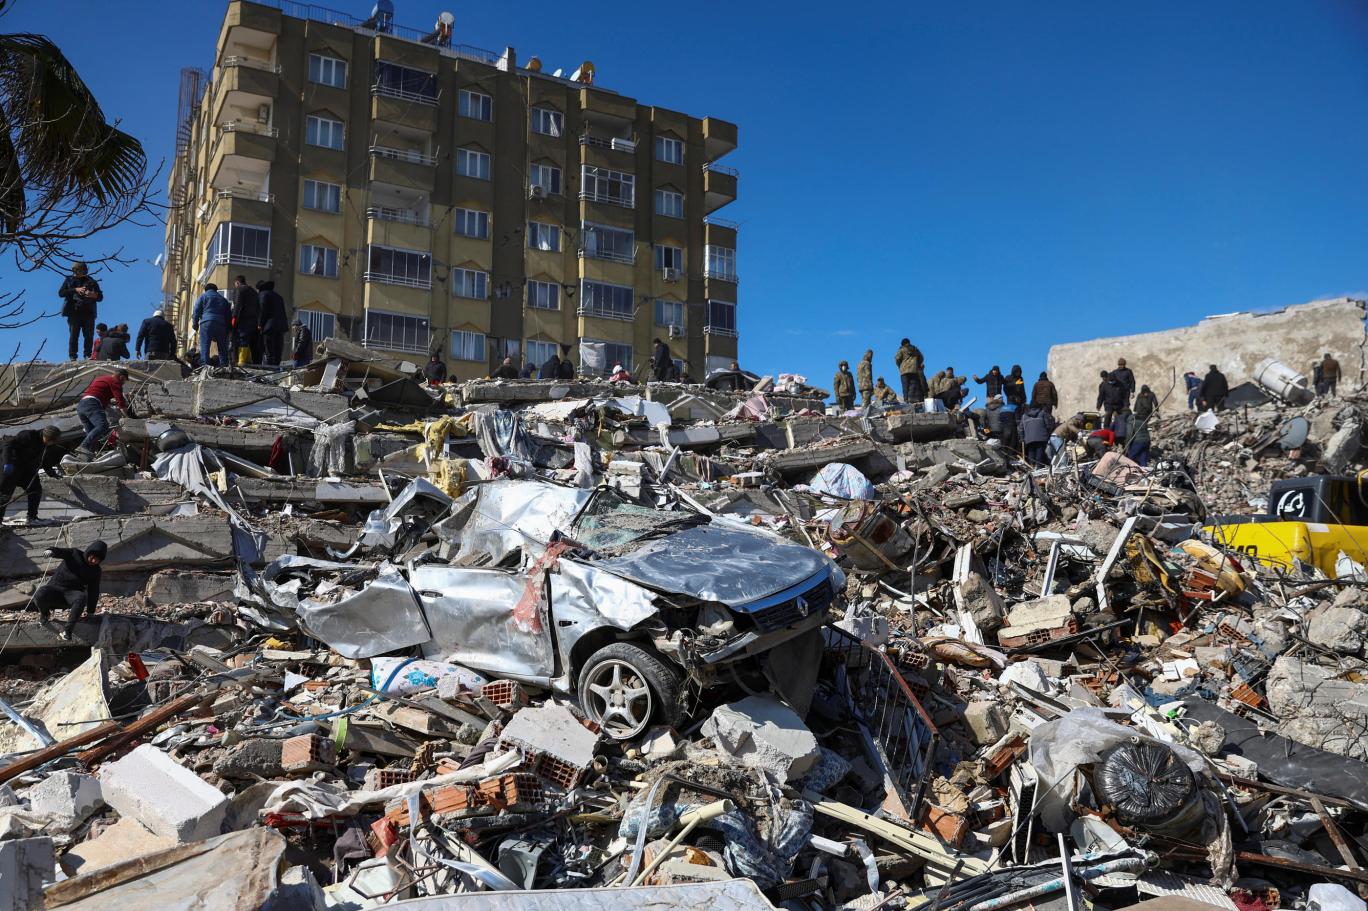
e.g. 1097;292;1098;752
22;771;103;831
145;569;238;605
964;701;1009;747
99;744;228;843
1307;605;1368;654
59;817;177;877
0;836;54;911
498;703;599;775
701;695;821;783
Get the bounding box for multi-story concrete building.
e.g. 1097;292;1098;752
161;0;739;379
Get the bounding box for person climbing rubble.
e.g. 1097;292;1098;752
31;539;106;640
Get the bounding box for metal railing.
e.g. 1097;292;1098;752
579;134;635;152
576;304;635;321
366;206;430;227
220;122;279;138
362;271;432;290
371;83;438;106
703;324;738;338
578;246;636;265
704;215;740;231
216;188;274;202
202;253;271;280
703;162;740;178
264;1;500;64
221;55;281;74
369;145;437;166
705;267;738;283
822;625;940;820
578;189;634;208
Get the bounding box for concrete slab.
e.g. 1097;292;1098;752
99;744;229;843
0;513;235;581
0;836;53;911
22;771;104;832
59;816;176;878
700;695;820;782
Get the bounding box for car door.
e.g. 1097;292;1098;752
411;565;556;679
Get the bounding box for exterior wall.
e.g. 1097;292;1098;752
1046;297;1368;415
162;0;738;379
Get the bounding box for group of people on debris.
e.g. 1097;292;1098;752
422;337;706;388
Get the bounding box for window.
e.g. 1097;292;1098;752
528;163;561;195
655;299;685;329
308;54;347;88
580;280;634;320
654;245;683;272
365;245;431;289
527;280;560;311
452;268;488;299
299;243;338;278
451;329;486;362
581;166;635;207
374;61;437;103
205;222;271;271
454;208;489;239
531;107;563;137
526;340;558;368
364;310;430;354
457;147;490;180
302;179;341;213
707;299;737;335
705;245;736;281
655;188;684;218
655;136;684;165
305;115;344;150
580;222;635;263
582;340;633;376
297;308;337;341
527;222;560;253
459;89;493;121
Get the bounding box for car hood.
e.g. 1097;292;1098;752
590;523;833;609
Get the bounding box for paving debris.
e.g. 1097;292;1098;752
3;358;1368;909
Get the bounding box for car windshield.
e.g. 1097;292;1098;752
570;489;707;554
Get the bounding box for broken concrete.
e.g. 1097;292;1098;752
1265;655;1368;761
22;771;103;832
700;695;821;783
0;836;54;911
99;744;229;842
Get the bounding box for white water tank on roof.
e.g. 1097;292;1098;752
1253;358;1314;405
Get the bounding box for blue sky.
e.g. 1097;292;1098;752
4;0;1367;387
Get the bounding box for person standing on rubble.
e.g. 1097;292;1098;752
1097;369;1126;429
1184;371;1201;410
1319;353;1341;396
895;338;926;403
31;540;106;641
832;360;856;411
96;324;130;361
1031;371;1058;413
192;283;232;367
58;262;103;360
257;281;288;366
75;368;134;458
1112;358;1136;399
981;395;1020;453
1020;403;1056;467
857;349;874;406
424;352;448;386
492;357;520;380
651;337;672;382
291;318;314;367
230;276;261;365
557;346;575;380
538;349;562;380
90;323;108;360
872;377;898;404
1197;364;1229;411
0;426;62;526
1004;365;1028;409
136;310;177;360
933;367;966;410
1134;384;1158;423
973;365;1005;399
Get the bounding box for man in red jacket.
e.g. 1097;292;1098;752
75;369;135;458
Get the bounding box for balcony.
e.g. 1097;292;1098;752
366;205;429;227
703;163;737;215
579;188;634;209
704;324;738;338
371;86;438;131
370;145;436;166
371;82;438;106
369;145;436;191
198;250;271;283
577;304;635;322
579;134;636;153
221;54;279;73
579;245;635;265
703;116;738;163
209;127;275;188
204;188;273;227
363;271;432;290
705;266;738;283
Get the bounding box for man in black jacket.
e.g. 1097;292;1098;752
58;263;103;360
96;324;131;361
230;276;261;364
424;353;448;385
1096;369;1126;429
492;357;520;379
32;540;107;639
136;310;177;360
651;338;672;382
973;366;1005;399
0;426;61;524
538;351;561;380
1198;365;1229;411
557;345;575;380
291;319;314;367
1111;358;1136;398
257;281;288;365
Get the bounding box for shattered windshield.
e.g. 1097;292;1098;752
570;488;708;554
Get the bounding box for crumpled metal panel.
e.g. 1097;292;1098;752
593;523;832;607
549;558;660;658
457;480;592;565
357;477;453;550
387;878;779;911
412;565;553;676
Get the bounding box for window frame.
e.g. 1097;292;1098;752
308;54;347;88
363;309;431;355
301;178;342;214
580;165;635;207
296;308;337;341
527;222;561;253
205;222;271;271
528;162;562;195
706;299;737;335
655;187;684;218
373;60;438;104
298;243;339;278
654;298;685;329
705;244;737;281
452;267;489;300
305;114;344;150
527;280;560;311
450;329;487;362
531;107;563;137
579;279;635;320
364;244;432;289
655;136;684;165
654;244;683;272
458;88;493;122
454;207;490;240
457;147;491;180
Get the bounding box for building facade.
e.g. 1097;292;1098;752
161;0;740;380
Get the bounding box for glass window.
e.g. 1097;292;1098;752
527;280;560;311
707;299;736;333
580;166;635;207
296;308;337;340
205;222;271;270
459;89;493;121
529;163;561;195
531;107;563;137
526;339;557;367
655;299;685;328
655;136;683;165
451;329;486;362
305;115;344;150
580;222;635;263
364;310;430;354
374;61;437;102
454;207;489;239
528;222;560;252
457;147;490;180
654;245;683;272
580;280;634;319
302;179;341;213
705;245;736;281
655;188;684;218
308;54;347;88
299;243;338;278
365;245;431;288
452;268;488;299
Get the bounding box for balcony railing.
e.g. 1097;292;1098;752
366;206;430;227
206;252;271;269
371;83;438;106
362;271;432;290
577;304;635;322
704;325;738;338
221;55;281;73
216;188;274;202
220;122;279;138
705;267;738;283
704;215;740;230
703;162;740;177
579;134;636;153
578;189;634;208
370;145;437;166
579;246;636;265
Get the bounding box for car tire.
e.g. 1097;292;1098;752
577;642;683;740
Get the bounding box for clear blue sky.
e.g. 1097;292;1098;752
5;0;1368;388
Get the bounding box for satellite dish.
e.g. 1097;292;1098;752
438;11;454;25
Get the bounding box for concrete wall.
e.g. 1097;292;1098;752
1046;297;1367;415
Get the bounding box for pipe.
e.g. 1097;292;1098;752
966;854;1153;911
628;799;733;886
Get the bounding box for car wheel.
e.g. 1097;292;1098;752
577;642;683;740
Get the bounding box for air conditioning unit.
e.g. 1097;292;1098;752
527;184;548;200
610;138;636;153
662;267;681;283
667;324;683;339
257;104;271;124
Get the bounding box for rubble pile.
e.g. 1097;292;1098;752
2;350;1368;911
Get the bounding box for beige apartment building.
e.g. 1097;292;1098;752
161;0;740;380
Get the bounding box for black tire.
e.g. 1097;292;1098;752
576;642;683;740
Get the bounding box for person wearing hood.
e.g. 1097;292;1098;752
1096;369;1126;429
257;281;289;366
1020;404;1057;467
981;395;1019;454
1125;408;1152;466
58;262;103;360
974;365;1005;398
1031;371;1058;413
894;339;926;404
652;338;672;382
96;323;131;361
0;425;61;525
32;540;107;640
1134;384;1158;422
856;349;874;406
192;283;232;367
424;353;448;386
832;360;856;411
1197;365;1229;411
538;350;562;380
291;318;314;367
1004;365;1027;408
137;309;177;360
556;346;575;380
